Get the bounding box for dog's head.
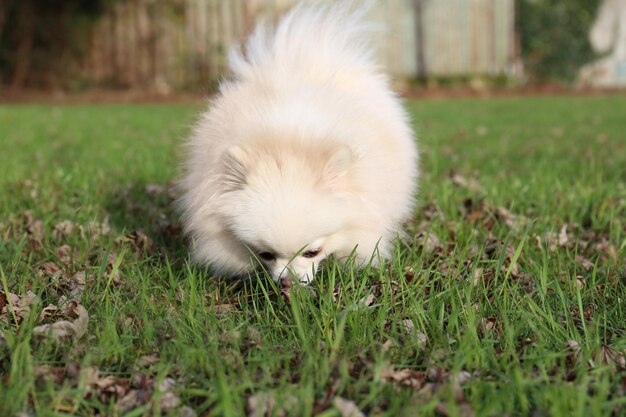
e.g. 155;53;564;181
220;141;354;283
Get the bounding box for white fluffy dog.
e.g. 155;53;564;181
178;2;418;283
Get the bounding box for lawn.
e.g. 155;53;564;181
0;96;625;417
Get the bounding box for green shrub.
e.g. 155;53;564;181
517;0;602;84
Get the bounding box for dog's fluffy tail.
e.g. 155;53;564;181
228;1;377;81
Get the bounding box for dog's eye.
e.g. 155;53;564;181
302;248;321;258
258;252;276;262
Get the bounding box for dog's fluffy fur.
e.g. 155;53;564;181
178;2;418;283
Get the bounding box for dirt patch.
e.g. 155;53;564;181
1;85;625;104
0;88;206;104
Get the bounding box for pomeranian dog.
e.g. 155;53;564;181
178;1;418;284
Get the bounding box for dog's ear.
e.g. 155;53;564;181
223;146;250;190
322;146;352;188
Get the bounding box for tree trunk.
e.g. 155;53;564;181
414;0;427;81
10;0;36;89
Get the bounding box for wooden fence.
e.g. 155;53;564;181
83;0;517;91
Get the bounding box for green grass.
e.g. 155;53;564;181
0;96;625;417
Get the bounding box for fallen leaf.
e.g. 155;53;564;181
575;255;594;271
436;402;474;417
414;231;442;255
593;345;626;370
594;240;618;263
39;304;59;320
116;389;150;413
52;220;75;240
116;230;156;255
24;210;44;241
136;353;160;368
400;318;414;333
451;173;485;194
358;293;376;307
55;244;75;265
145;184;165;196
380;366;426;389
382;339;395;353
83;219;111;239
179;406;196;417
472;268;483;286
565;340;581;368
333;397;365;417
495;207;528;231
478;317;496;336
247;392;277;417
0;290;38;325
558;225;569;246
38;262;63;280
157;378;181;410
64;271;86;302
33;301;88;342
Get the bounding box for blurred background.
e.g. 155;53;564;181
0;0;625;98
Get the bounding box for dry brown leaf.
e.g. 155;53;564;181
400;318;415;333
136;353;160;368
247;391;297;417
56;244;75;265
565;340;581;368
422;203;443;221
495;207;528;231
414;231;442;255
594;240;618;263
398;319;429;349
79;366;100;386
247;392;277;417
157;378;181;410
358;293;376;307
179;406;196;417
145;184;165;196
103;252;123;285
24;210;44;241
116;389;150;413
575;275;585;289
380;366;426;389
33;301;88;342
542;224;575;252
472;268;483;286
39;304;59;321
558;225;569;246
83;219;111;239
34;364;71;386
593;345;626;370
0;290;38;325
38;262;63;280
451;173;485;194
116;230;156;255
52;220;75;240
575;255;594;271
478;317;496;336
436;402;475;417
63;271;86;302
382;339;395;353
333;397;365;417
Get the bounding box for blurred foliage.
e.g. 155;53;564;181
0;0;610;90
0;0;114;89
517;0;602;84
